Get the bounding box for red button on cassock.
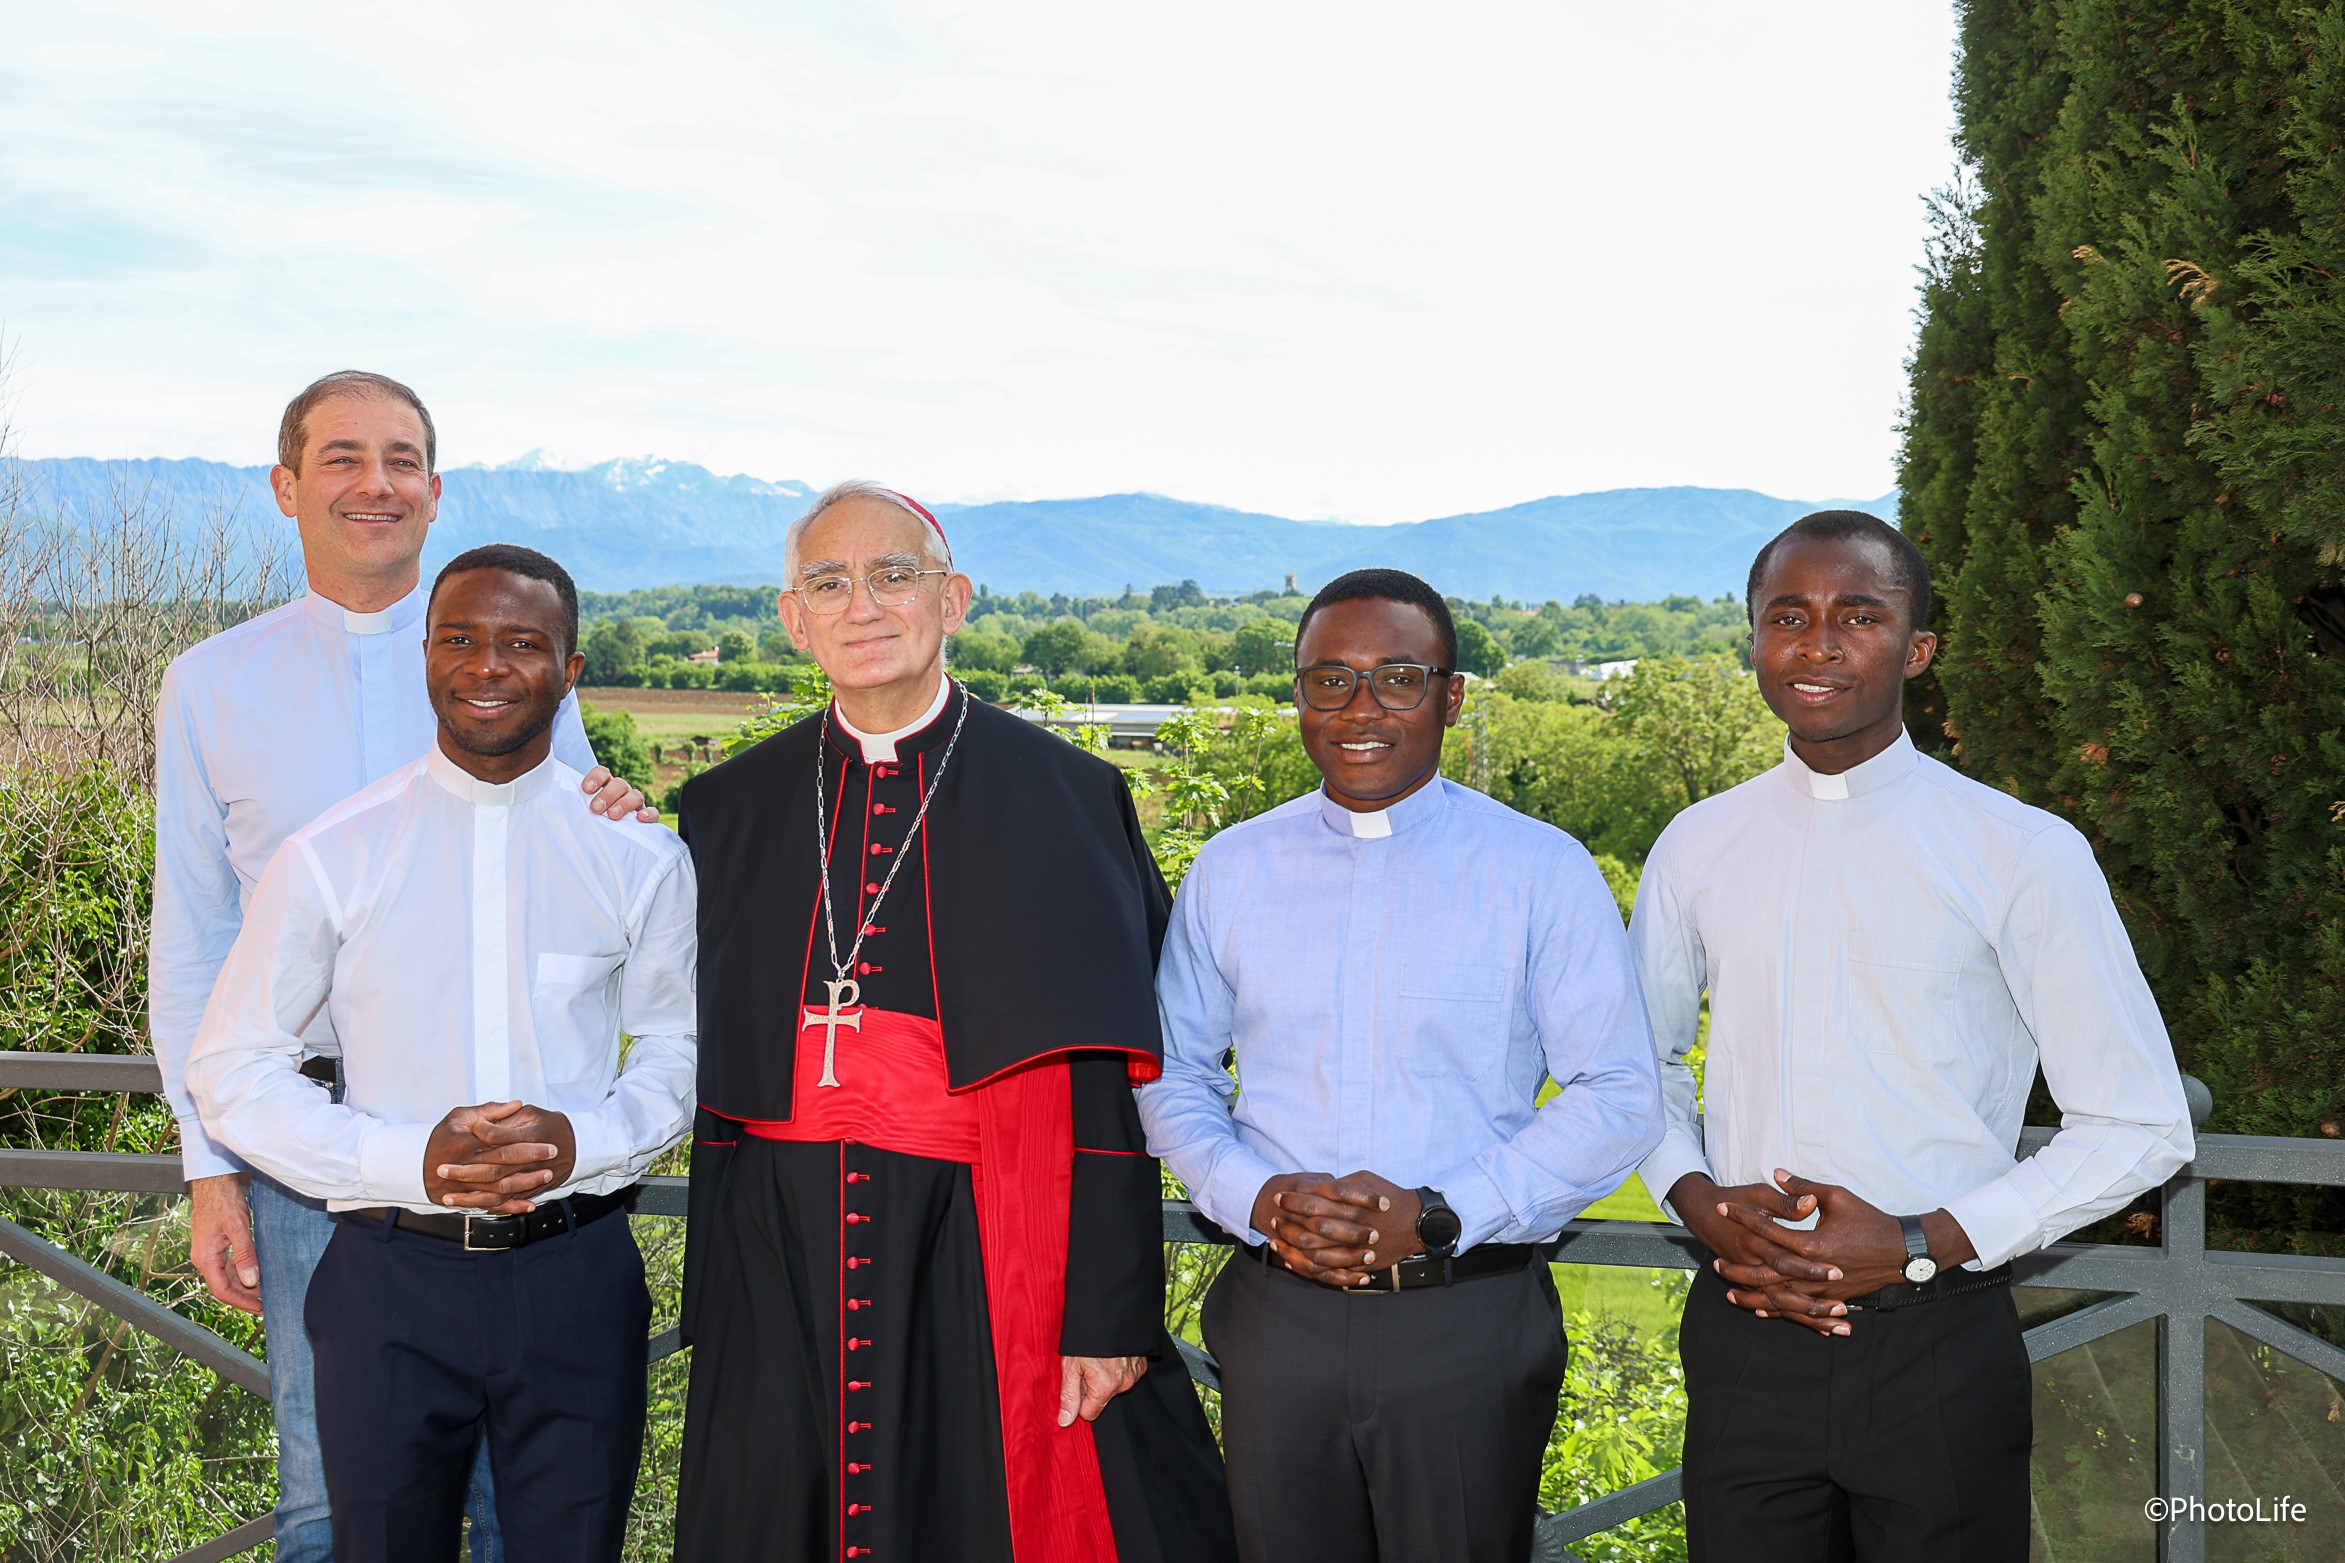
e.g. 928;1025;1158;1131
869;843;889;856
846;1173;870;1184
863;882;881;894
849;1420;870;1433
847;1257;870;1269
849;1462;871;1475
848;1297;871;1309
849;1380;870;1392
849;1337;870;1350
846;1213;870;1225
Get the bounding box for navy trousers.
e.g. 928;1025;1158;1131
305;1205;652;1563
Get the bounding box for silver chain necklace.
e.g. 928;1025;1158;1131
801;683;971;1088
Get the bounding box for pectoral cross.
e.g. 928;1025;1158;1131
800;977;863;1089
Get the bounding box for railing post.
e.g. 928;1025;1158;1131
2156;1170;2206;1563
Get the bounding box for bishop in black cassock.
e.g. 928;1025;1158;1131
672;490;1233;1563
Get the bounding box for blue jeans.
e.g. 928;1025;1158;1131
249;1174;505;1562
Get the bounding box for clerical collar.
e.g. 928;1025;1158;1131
832;675;956;763
1779;727;1918;802
424;744;559;807
1315;777;1450;839
301;585;424;637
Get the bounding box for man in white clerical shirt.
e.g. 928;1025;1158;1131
151;371;649;1561
1633;510;2194;1562
188;546;695;1563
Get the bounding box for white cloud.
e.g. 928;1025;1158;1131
1;0;1958;520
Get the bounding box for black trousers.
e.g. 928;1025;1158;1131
1680;1269;2032;1562
305;1207;652;1563
1203;1248;1568;1563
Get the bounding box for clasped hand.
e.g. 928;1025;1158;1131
1249;1171;1425;1289
423;1101;577;1214
1670;1167;1975;1336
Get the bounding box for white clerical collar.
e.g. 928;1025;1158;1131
301;584;425;637
1781;727;1919;802
833;675;954;763
1315;777;1448;839
424;744;559;807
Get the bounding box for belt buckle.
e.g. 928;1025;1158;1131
462;1213;519;1252
1349;1266;1402;1295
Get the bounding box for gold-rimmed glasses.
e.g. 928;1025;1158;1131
792;566;949;614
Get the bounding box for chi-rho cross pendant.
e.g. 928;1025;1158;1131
801;977;862;1088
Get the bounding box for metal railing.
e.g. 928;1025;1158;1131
4;1053;2340;1563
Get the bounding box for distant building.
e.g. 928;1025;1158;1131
1591;659;1639;680
687;648;721;665
1283;571;1298;595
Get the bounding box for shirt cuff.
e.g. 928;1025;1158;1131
565;1105;630;1188
1941;1178;2041;1272
174;1114;248;1183
1426;1158;1513;1252
1637;1132;1715;1227
1198;1144;1286;1247
357;1120;435;1208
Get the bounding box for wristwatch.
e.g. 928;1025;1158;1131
1414;1187;1461;1259
1898;1214;1938;1284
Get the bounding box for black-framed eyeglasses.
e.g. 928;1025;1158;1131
791;566;949;614
1293;662;1455;712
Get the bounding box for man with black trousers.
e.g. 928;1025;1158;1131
1142;568;1664;1562
1634;511;2194;1561
187;546;696;1562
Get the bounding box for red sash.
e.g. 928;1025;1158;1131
742;1008;1118;1563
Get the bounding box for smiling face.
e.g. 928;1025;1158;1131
425;568;585;782
776;496;971;726
1293;596;1464;811
271;394;440;603
1748;533;1937;774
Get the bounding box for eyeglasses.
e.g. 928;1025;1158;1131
791;566;949;614
1293;662;1455;712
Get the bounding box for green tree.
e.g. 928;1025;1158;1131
716;629;755;664
578;703;657;793
1021;620;1090;684
1898;0;2345;1246
1452;618;1505;678
948;627;1021;672
1606;656;1780;812
1231;618;1295;676
582;618;643;685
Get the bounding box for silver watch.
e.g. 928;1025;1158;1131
1898;1214;1938;1284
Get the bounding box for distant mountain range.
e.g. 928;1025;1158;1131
9;453;1897;603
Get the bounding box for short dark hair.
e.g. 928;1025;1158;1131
1745;510;1933;630
1295;568;1460;668
278;370;438;474
429;544;580;658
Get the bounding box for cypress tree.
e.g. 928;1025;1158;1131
1899;1;2345;1252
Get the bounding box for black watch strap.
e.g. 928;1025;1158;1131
1899;1213;1930;1260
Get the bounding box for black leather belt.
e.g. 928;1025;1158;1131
297;1055;340;1087
1263;1240;1537;1293
1845;1262;2013;1312
347;1185;637;1253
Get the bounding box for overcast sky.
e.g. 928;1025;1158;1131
2;1;1960;522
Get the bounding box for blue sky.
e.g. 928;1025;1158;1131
2;1;1959;522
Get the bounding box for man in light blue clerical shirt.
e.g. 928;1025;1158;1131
1139;567;1664;1563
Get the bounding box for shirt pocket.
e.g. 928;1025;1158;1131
1397;959;1508;1080
532;951;624;1090
1840;929;1966;1059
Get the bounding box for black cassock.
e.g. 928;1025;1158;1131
673;688;1234;1563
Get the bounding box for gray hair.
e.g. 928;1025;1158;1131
785;480;953;579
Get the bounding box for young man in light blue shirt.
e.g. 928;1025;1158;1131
1141;568;1664;1563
